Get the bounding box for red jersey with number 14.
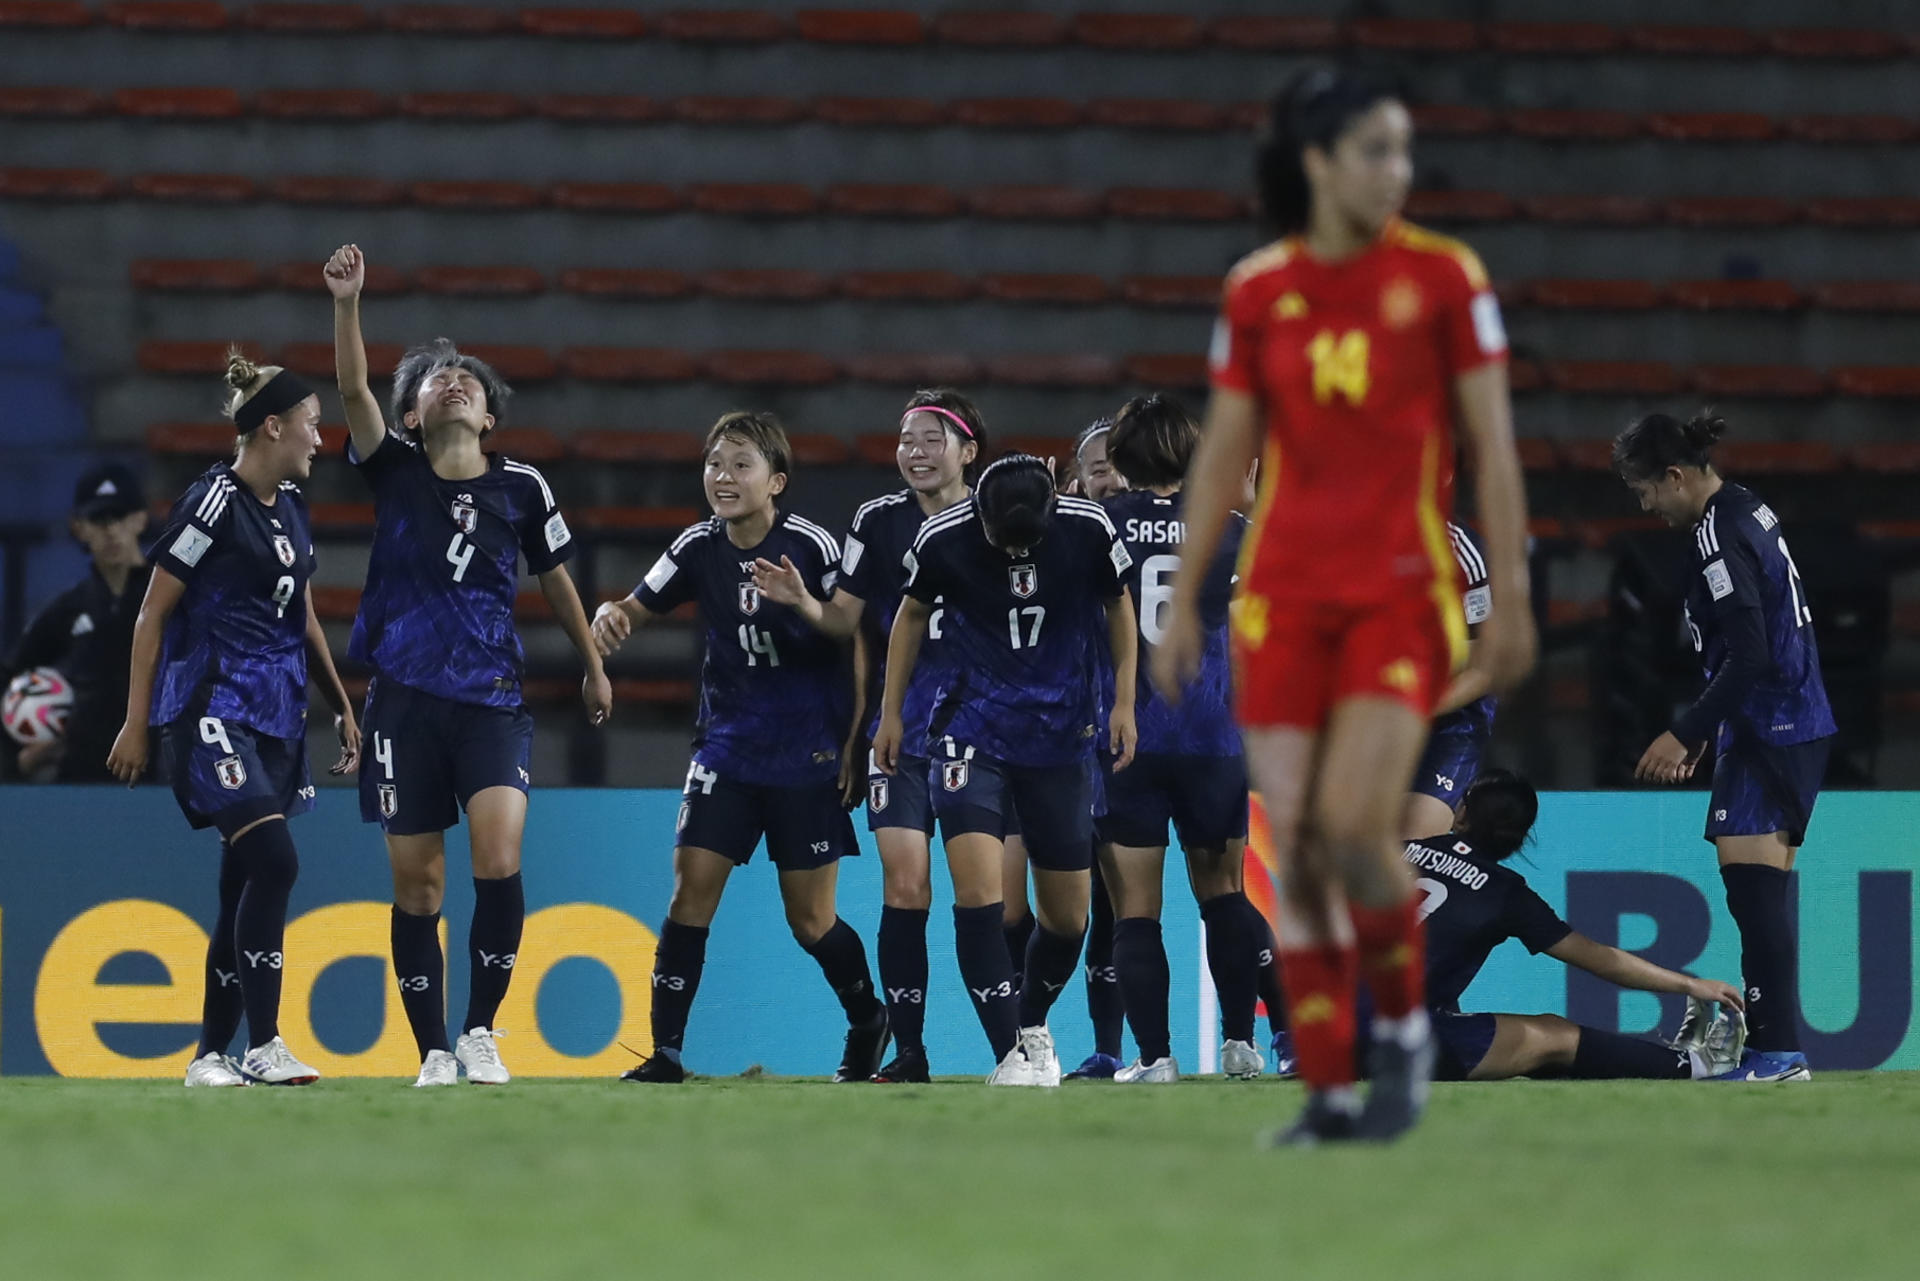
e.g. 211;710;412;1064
1210;219;1507;609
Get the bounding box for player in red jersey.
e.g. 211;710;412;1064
1155;67;1536;1144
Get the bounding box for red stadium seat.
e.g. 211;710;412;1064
398;92;525;121
0;87;106;117
1527;279;1663;310
1506;359;1545;393
558;267;693;298
534;94;664;123
1784;114;1918;144
1348;18;1479;52
1401;190;1517;223
309;585;362;621
146;421;241;454
486;427;567;462
787;433;852;464
572;430;704;462
269;175;404;206
835;271;975;302
414;265;545;296
1647;112;1777;142
701;350;840;385
1123;353;1207;388
1714;441;1840;473
139;340;267;375
0;1;89;26
1409;105;1501;137
1849;443;1920;473
130;173;257;202
1484;22;1621;54
382;5;507;34
512;590;554;620
980;273;1110;305
1071;13;1203;49
825;183;961;218
131;259;263;291
1506;109;1642;141
671;96;807;126
1119;275;1218;309
1000;434;1074;460
967;186;1104;220
1106;187;1247;222
795;9;923;45
1527;516;1570;541
1625;25;1762;56
1545;361;1682;395
1808;282;1920;312
1832;367;1920;398
518;8;648;39
1765;28;1905;59
1207;16;1341;51
1663;197;1800;227
812;97;949;128
104;2;227;31
0;167;113;199
243;4;372;34
1805;198;1920;228
1557;441;1618;472
270;260;408;294
113;87;245;119
562;348;701;382
856;433;903;465
607;679;699;706
549;182;681;213
1514;438;1559;472
689;183;818;216
984;355;1120;387
931;12;1065;47
952;98;1082;129
1083;99;1227;131
843;353;984;384
279;341;403;376
1518;194;1658;225
463;345;556;381
1689;365;1831;398
699;269;833;301
577;506;705;534
410;180;542;209
1665;279;1804;311
1575;517;1668;549
256;89;389;119
656;9;790;42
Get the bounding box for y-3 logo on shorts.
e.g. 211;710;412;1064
810;841;831;855
1434;774;1456;793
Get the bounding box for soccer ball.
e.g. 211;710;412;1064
3;667;74;745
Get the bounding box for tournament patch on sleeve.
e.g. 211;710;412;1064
1109;539;1134;575
1464;585;1492;626
169;525;213;568
1207;317;1233;373
1470;292;1507;356
822;569;839;595
902;548;919;584
643;554;677;594
544;511;571;552
1703;558;1734;601
840;534;865;576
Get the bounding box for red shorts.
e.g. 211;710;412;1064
1230;588;1464;731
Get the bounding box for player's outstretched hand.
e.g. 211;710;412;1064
1634;730;1697;784
1470;605;1538;698
1688;977;1745;1011
1108;702;1137;772
323;244;365;300
591;600;631;656
330;709;362;776
872;711;903;776
751;556;809;608
105;719;147;786
583;667;612;725
1149;603;1204;705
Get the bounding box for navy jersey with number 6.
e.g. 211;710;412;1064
1105;490;1244;757
840;489;956;748
905;495;1130;768
636;512;849;786
348;432;572;707
1404;832;1572;1012
151;465;315;739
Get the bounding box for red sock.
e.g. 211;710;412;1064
1350;897;1425;1020
1275;944;1359;1088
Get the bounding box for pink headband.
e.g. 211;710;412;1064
902;405;976;440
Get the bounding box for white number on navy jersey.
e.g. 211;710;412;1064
1138;554;1178;646
738;623;781;667
1006;605;1045;649
271;575;296;619
446;532;476;583
685;761;719;795
1413;877;1449;922
198;717;233;754
372;731;394;779
1778;537;1811;627
928;605;945;640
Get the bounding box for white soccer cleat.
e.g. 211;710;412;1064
184;1051;248;1087
455;1027;510;1085
413;1048;460;1088
1220;1039;1265;1080
1115;1056;1180;1084
986;1040;1053;1087
239;1036;320;1085
1017;1025;1062;1087
1670;995;1714;1054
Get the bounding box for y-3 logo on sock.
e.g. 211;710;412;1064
653;974;687;991
397;975;431;993
969;981;1014;1001
1257;949;1275;967
215;968;238;988
887;987;925;1005
1086;964;1117;984
243;951;283;969
1041;979;1068;993
478;951;517;969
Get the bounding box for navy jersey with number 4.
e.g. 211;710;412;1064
905;495;1130;767
840;489;957;748
1105;490;1244;758
151;464;315;739
1683;483;1836;747
1404;832;1572;1012
348;432;573;707
637;512;849;787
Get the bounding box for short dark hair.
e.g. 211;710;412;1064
1256;66;1400;234
1107;394;1198;488
704;410;791;478
1612;410;1727;483
977;454;1055;549
390;338;511;440
1455;769;1539;861
902;388;988;482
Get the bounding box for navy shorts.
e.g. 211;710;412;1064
931;742;1093;872
678;760;858;869
358;677;534;836
1705;734;1830;847
1430;1010;1497;1082
161;715;314;838
868;751;935;836
1098;752;1249;851
1410;730;1486;806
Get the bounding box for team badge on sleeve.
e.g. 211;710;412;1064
451;497;478;535
1008;565;1037;599
869;778;889;812
941;759;970;792
216;755;247;790
273;534;296;567
737;582;761;615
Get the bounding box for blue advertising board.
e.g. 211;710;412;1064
0;787;1913;1076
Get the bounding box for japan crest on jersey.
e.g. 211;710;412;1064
451;496;478;535
215;755;247;790
272;534;296;567
1008;564;1038;599
737;582;760;616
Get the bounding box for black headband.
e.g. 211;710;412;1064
234;369;315;434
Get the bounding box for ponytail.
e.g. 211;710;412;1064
1455;769;1538;862
1611;410;1728;483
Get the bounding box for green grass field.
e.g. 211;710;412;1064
4;1074;1917;1280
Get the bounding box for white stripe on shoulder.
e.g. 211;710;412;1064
501;459;556;509
670;520;714;554
1057;495;1117;532
1448;525;1486;581
194;475;234;523
852;489;913;531
911;502;976;549
784;513;840;563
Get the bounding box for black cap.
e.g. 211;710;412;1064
72;461;146;521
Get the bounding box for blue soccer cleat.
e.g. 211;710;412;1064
1064;1052;1123;1080
1709;1048;1813;1082
1269;1030;1299;1080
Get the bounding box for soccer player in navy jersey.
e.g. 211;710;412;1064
109;352;360;1087
747;390;984;1083
326;245;611;1088
593;411;889;1084
1403;771;1758;1082
1615;411;1837;1082
1402;522;1498;840
873;455;1139;1085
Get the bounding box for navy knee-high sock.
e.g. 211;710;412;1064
1086;862;1124;1057
801;917;884;1026
956;904;1019;1060
1112;917;1171;1062
231;820;298;1048
391;905;450;1058
463;872;524;1033
1570;1027;1692;1079
197;838;247;1058
1721;864;1800;1053
1199;893;1258;1044
650;919;709;1061
1018;924;1086;1028
878;906;930;1053
1003;910;1036;983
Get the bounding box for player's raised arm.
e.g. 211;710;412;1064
107;565;187;783
323;244;388;460
1155;387;1259;699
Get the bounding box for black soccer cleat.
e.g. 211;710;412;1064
1265;1093;1361;1148
869;1047;931;1084
1354;1027;1436;1143
620;1054;686;1084
834;1009;892;1083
